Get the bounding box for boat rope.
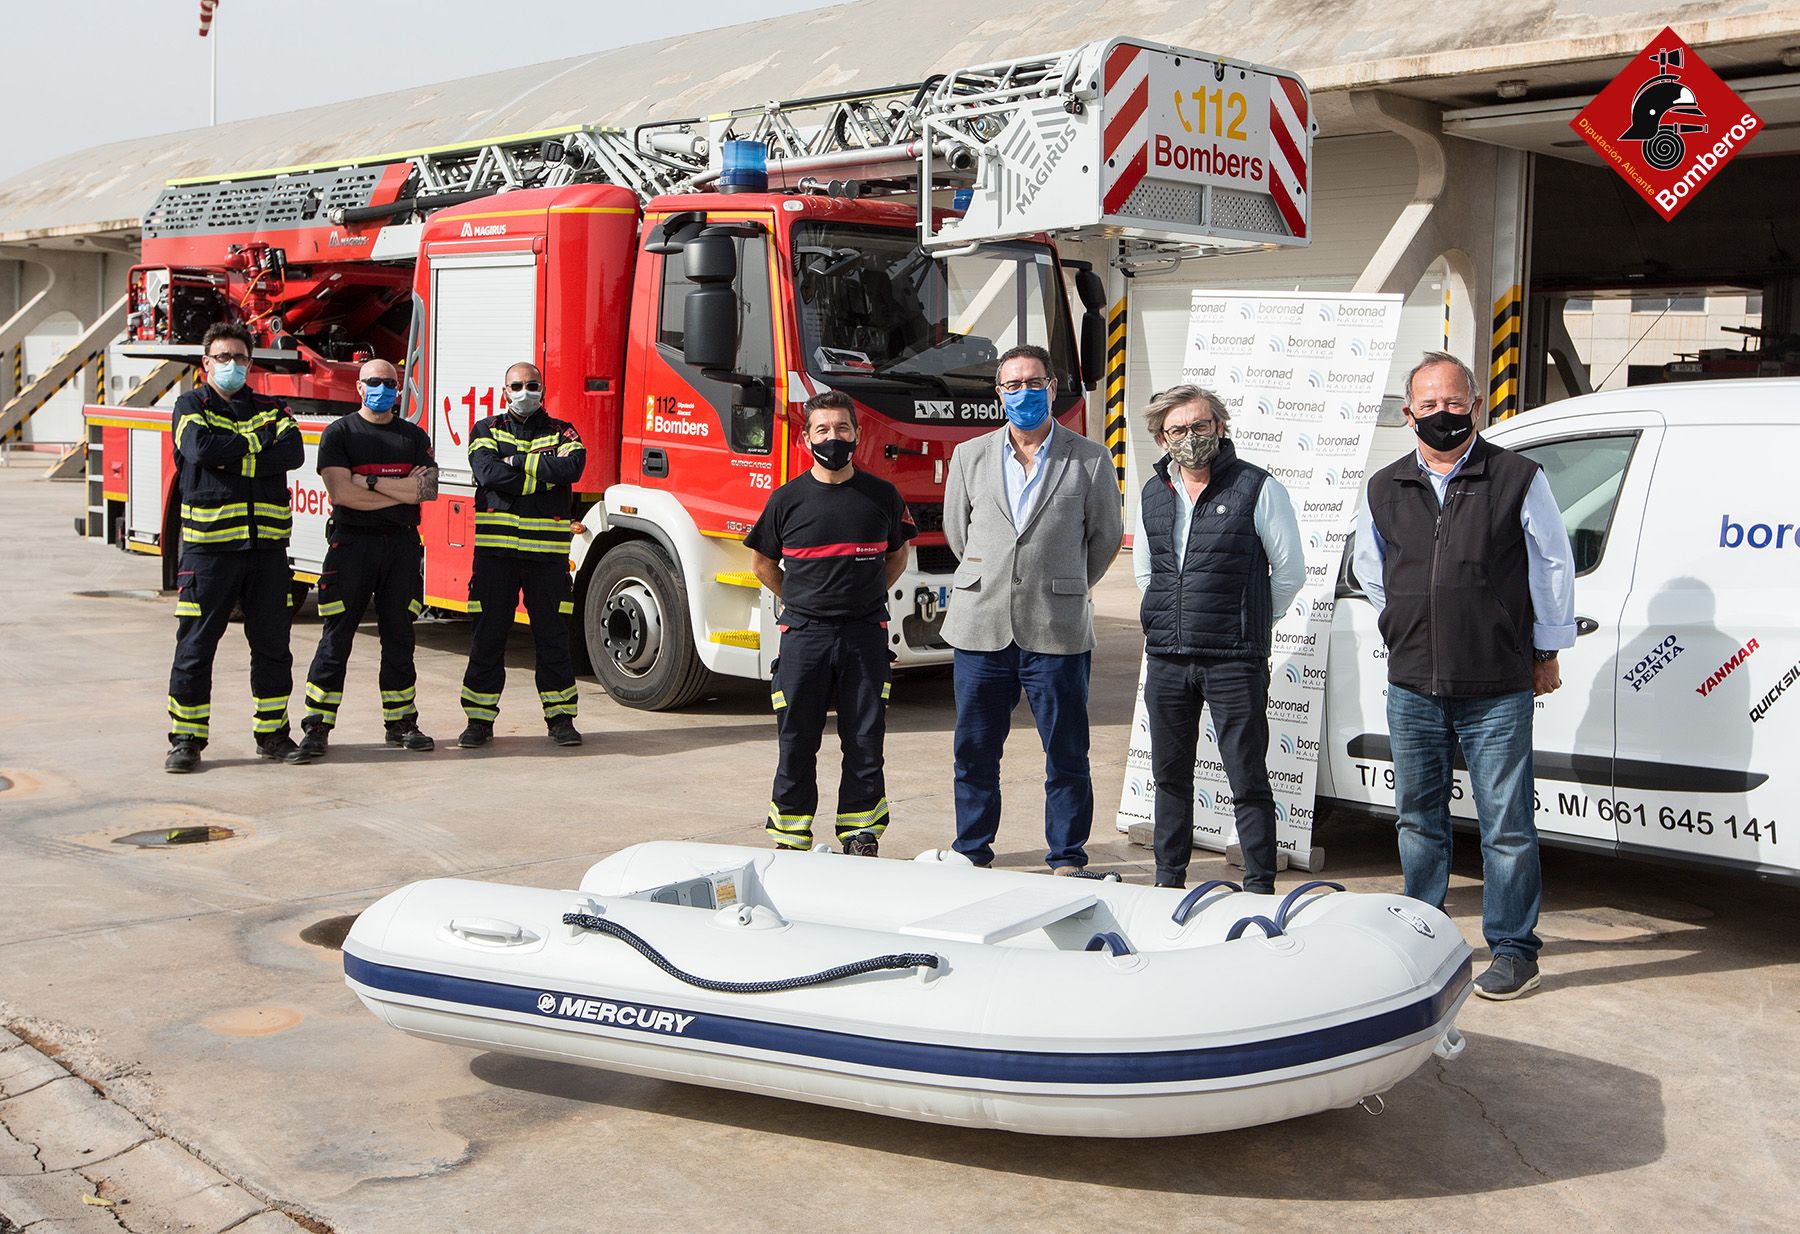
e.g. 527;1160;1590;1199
560;912;940;993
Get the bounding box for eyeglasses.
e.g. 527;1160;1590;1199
507;380;543;393
1412;399;1471;415
361;377;398;389
206;351;250;363
1161;420;1218;441
996;378;1051;393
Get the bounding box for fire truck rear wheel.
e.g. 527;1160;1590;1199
585;541;711;711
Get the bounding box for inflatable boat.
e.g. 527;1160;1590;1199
344;841;1471;1137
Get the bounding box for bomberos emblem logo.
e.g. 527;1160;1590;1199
1570;28;1760;220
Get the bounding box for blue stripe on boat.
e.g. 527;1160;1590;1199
344;951;1470;1085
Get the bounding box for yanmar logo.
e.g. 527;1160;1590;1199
1696;637;1758;697
535;992;696;1034
460;220;509;238
1571;28;1761;220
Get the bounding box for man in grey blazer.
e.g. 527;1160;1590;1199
943;343;1125;875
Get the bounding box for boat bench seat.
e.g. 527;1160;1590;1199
897;885;1099;946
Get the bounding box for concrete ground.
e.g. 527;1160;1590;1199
1;464;1796;1234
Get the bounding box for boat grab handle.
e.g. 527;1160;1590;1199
1225;915;1285;941
1084;931;1134;957
561;912;939;993
1170;880;1243;926
447;917;538;945
1273;881;1345;930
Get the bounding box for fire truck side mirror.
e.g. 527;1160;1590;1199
1079;310;1106;391
1073;269;1106;311
682;234;742;372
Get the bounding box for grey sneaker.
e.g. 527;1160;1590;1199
1052;865;1123;882
1474;954;1542;1001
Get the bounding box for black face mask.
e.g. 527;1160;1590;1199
811;437;855;471
1412;410;1474;452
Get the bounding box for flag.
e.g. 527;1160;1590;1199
199;0;220;37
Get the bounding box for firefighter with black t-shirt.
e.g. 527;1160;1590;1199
457;361;588;749
746;391;917;855
294;359;439;759
163;322;306;773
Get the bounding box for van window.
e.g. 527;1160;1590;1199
1517;433;1638;574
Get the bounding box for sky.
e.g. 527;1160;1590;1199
0;0;845;182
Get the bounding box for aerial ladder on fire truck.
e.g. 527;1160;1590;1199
93;36;1312;708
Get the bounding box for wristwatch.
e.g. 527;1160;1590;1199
1533;649;1559;662
365;474;379;491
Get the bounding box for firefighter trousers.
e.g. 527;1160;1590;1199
766;619;891;850
301;531;425;732
460;551;577;725
166;547;294;747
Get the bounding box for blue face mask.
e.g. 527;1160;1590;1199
362;383;399;413
211;361;248;395
1001;384;1050;430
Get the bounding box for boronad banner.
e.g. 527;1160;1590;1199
1115;290;1404;867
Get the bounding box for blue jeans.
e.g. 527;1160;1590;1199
951;646;1093;869
1386;685;1542;961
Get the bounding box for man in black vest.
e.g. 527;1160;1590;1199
1353;351;1576;1001
1132;386;1304;893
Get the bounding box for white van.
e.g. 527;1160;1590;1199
1318;378;1799;883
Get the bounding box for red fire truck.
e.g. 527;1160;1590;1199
83;38;1312;708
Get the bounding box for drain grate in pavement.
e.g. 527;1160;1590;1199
300;914;359;950
113;825;236;847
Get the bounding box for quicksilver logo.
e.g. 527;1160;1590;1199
1387;905;1435;937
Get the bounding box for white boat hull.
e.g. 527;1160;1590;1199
345;842;1472;1137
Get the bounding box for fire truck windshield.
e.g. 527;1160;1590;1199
792;223;1078;410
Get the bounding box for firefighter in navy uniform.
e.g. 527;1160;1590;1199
293;358;439;759
458;361;587;748
163;322;306;772
746;391;916;855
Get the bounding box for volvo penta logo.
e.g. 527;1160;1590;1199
1387;905;1435;937
536;993;557;1013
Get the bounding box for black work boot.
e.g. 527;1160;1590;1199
547;717;582;747
164;739;202;774
457;720;493;749
385;722;435;752
296;723;330;761
257;732;310;764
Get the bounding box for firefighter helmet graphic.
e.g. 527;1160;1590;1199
1620;47;1708;170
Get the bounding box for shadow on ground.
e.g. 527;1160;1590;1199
466;1029;1661;1200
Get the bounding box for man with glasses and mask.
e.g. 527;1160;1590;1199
941;344;1123;876
293;358;439;760
163;321;306;772
458;361;587;749
746;391;915;855
1353;350;1576;1001
1130;386;1304;894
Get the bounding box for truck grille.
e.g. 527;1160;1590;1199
909;502;944;535
915;544;959;575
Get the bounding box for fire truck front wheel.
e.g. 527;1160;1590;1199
585;541;711;711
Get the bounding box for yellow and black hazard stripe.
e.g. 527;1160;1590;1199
1104;295;1128;496
1490;285;1522;420
94;350;106;406
5;347;98;442
1443;285;1452;349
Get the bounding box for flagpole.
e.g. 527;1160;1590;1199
209;15;218;125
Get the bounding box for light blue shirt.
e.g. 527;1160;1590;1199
1352;437;1578;651
1000;421;1057;528
1131;465;1307;625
